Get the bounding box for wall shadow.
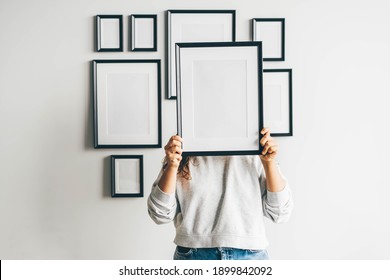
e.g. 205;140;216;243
102;156;111;198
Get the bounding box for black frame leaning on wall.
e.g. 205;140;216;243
96;15;123;52
263;69;293;137
252;18;285;61
166;10;236;100
130;14;157;52
92;59;162;148
111;155;144;197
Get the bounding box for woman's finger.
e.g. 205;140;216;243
166;145;182;155
268;144;278;154
165;136;183;150
168;154;182;163
165;140;182;151
167;135;183;145
167;140;182;148
262;140;276;154
262;142;271;155
171;145;182;154
260;132;271;146
263;142;278;155
261;127;270;136
170;135;183;143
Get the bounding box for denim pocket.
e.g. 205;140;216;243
174;246;196;259
177;246;193;255
246;249;262;253
244;249;269;260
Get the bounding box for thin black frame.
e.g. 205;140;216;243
96;15;123;52
111;155;144;197
252;18;285;61
166;10;236;100
92;59;162;148
263;69;293;137
130;14;157;52
175;41;264;156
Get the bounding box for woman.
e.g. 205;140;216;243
147;128;293;260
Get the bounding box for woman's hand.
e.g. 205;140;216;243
259;128;278;163
164;135;183;169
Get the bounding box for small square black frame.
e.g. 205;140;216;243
252;18;285;61
111;155;144;197
130;14;157;51
96;15;123;52
263;69;293;137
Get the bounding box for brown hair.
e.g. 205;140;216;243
162;155;196;180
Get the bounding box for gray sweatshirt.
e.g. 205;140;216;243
147;155;293;250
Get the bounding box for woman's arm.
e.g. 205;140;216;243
259;127;293;223
147;135;183;224
259;127;286;192
158;135;183;193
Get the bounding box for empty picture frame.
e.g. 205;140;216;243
93;60;161;148
111;155;143;197
263;69;293;136
252;18;285;61
96;15;123;52
131;14;157;51
167;10;236;99
176;42;263;156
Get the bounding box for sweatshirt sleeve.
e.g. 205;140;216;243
147;167;178;224
260;164;294;224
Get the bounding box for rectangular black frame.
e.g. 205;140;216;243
92;59;162;148
263;68;293;137
166;10;236;100
130;14;157;51
96;15;123;52
252;18;285;61
176;41;264;156
111;155;143;197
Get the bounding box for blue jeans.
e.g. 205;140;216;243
173;246;269;260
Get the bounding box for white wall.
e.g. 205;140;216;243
1;0;390;260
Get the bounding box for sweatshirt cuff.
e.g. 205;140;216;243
266;185;290;206
151;184;176;205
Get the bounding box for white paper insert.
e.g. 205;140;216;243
101;18;120;48
115;159;140;194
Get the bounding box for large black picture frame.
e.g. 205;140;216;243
96;15;123;52
176;41;264;156
93;59;162;148
166;10;236;100
263;68;293;137
111;155;144;198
